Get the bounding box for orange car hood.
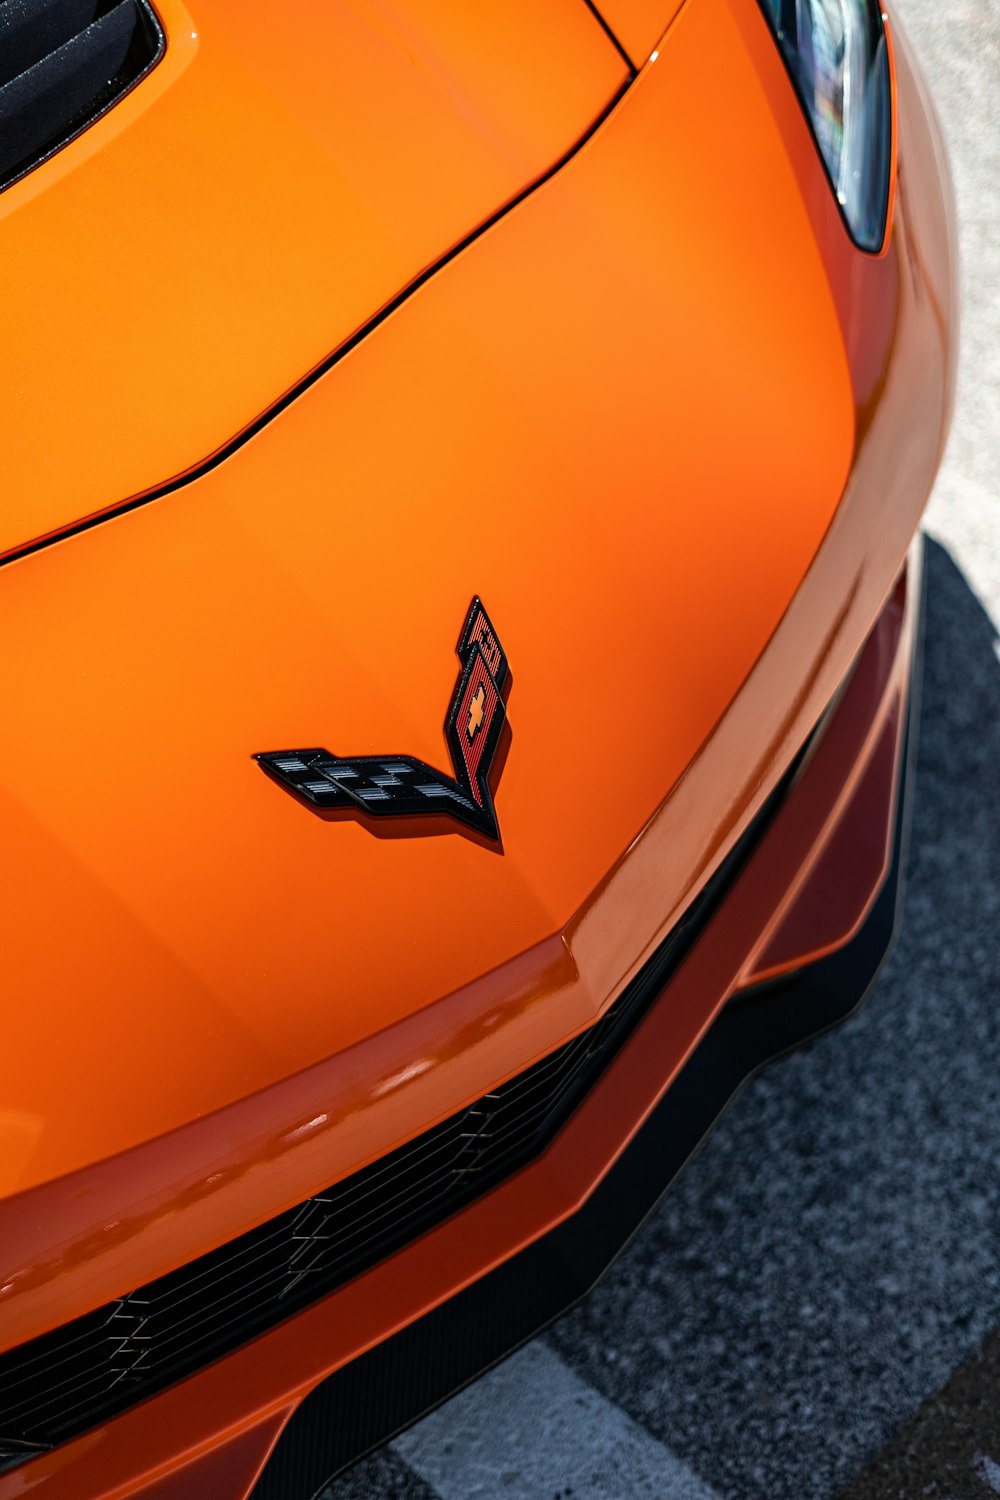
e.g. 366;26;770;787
0;0;627;561
0;0;864;1208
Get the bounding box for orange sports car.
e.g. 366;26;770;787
0;0;956;1495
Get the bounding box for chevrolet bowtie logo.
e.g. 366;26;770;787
467;685;486;740
256;598;510;842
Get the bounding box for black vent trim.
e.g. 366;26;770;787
0;0;164;195
0;754;799;1473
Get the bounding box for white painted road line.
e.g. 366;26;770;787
393;1340;720;1499
976;1454;1000;1494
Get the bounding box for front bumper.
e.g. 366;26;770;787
0;540;923;1500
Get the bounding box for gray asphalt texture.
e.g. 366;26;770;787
320;0;1000;1493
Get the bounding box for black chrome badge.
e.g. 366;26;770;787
256;598;510;841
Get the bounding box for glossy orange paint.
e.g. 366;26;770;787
0;540;923;1500
0;0;956;1379
591;0;687;65
0;0;627;559
0;0;860;1204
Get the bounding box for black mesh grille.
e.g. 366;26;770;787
0;0;163;194
0;762;790;1474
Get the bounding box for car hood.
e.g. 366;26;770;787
0;0;627;561
0;0;862;1206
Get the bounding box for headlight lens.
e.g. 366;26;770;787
761;0;892;251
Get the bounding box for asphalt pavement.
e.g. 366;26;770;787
320;0;1000;1493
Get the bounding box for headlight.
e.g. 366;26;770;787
761;0;892;251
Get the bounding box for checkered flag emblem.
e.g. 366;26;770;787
256;598;510;842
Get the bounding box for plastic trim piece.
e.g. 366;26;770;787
0;0;164;196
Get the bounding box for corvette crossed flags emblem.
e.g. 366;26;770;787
256;598;510;841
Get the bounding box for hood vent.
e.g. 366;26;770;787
0;0;163;193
